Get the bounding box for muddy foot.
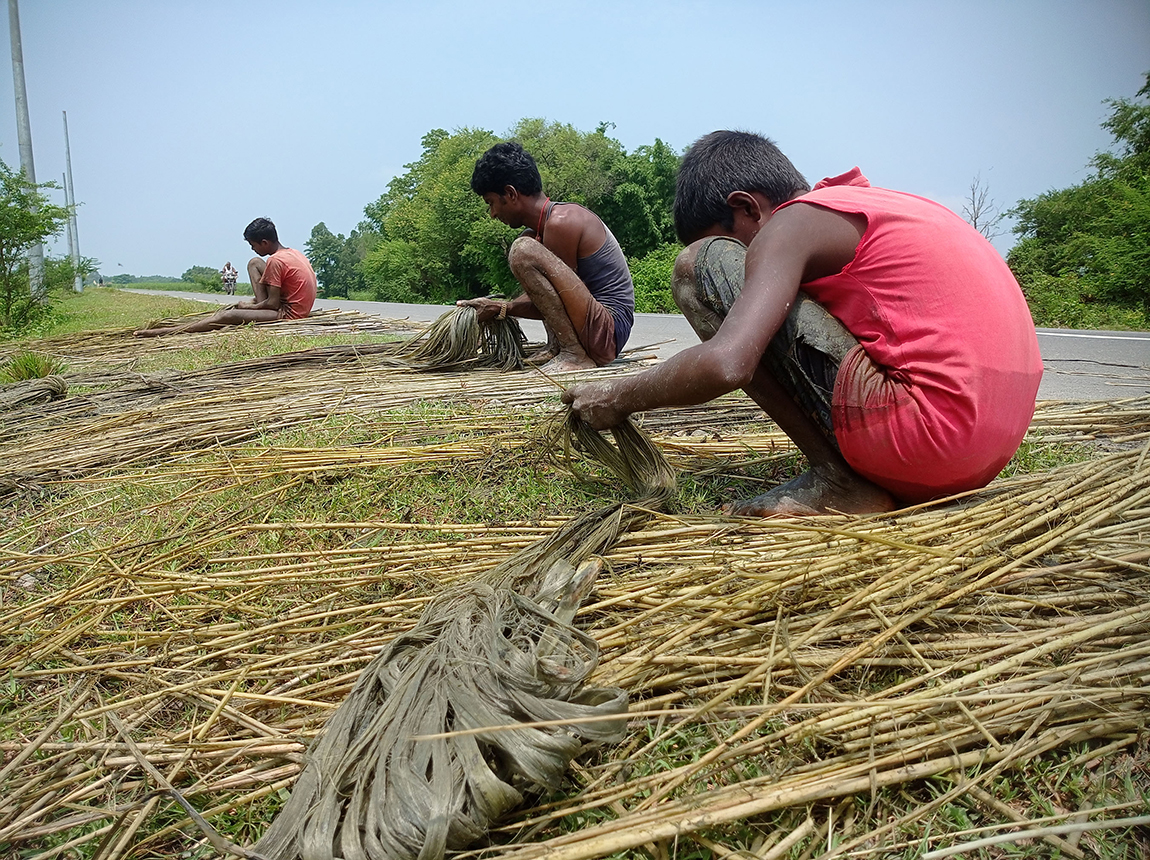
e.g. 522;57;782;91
723;467;897;517
540;355;598;373
525;347;558;365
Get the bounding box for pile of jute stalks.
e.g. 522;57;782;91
1;314;1148;859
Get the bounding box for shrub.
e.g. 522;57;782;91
629;242;681;313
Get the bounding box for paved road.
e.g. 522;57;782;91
120;289;1150;401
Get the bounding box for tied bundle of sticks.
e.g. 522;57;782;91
0;375;67;411
252;410;676;860
399;304;528;371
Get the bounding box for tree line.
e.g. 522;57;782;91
1007;72;1150;329
3;79;1147;335
305;119;683;313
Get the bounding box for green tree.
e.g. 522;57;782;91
628;242;681;313
0;158;70;331
1009;73;1150;327
360;127;506;302
306;222;362;298
181;265;221;290
598;138;680;259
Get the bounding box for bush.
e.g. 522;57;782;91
182;265;222;291
629;242;681;313
1020;272;1148;330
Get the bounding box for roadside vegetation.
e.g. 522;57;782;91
1007;72;1150;330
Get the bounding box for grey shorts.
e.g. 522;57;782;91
693;236;858;447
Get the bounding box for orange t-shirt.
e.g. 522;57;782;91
776;169;1043;503
262;248;317;320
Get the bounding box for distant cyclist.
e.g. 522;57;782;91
220;261;239;296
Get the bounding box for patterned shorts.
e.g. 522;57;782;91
693;236;859;448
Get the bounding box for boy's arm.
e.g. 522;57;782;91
237;258;283;310
563;204;865;428
237;284;281;310
457;291;539;321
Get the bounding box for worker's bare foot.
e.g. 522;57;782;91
724;466;898;517
525;347;558;365
540;354;597;373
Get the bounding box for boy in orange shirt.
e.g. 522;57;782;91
135;218;316;337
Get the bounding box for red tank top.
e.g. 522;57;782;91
777;169;1044;502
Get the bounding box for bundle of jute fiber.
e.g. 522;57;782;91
547;409;678;508
399;304;527;371
252;413;675;860
0;375;67;411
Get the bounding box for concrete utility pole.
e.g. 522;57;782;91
8;0;45;299
63;110;81;291
63;171;73;258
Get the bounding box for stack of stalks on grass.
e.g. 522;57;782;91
1;389;1149;857
0;308;557;496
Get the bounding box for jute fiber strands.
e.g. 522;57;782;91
399;305;529;372
1;371;1149;857
250;416;674;860
0;375;67;411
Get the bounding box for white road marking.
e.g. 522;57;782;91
1037;331;1150;343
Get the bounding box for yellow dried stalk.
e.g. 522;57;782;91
0;441;1147;859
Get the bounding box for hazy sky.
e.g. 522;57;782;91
2;0;1148;278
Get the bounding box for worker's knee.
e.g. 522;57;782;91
508;235;546;278
671;245;701;312
247;257;265;283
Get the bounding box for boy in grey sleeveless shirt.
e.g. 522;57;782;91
459;142;635;371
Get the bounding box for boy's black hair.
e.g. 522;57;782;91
471;141;544;197
243;217;278;243
673;131;810;243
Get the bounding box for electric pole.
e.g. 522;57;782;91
7;0;45;299
63;110;81;291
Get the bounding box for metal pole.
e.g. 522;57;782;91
8;0;45;299
63;110;81;291
63;171;74;259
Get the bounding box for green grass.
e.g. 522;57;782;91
0;349;67;381
15;286;219;338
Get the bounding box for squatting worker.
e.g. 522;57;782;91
457;142;635;372
135;218;316;337
563;131;1044;515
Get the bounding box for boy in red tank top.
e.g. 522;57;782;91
563;131;1042;515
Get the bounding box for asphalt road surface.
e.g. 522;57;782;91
121;289;1150;402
